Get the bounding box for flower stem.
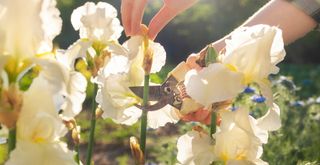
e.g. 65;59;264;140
210;111;216;136
8;128;16;153
140;74;150;157
74;144;80;165
86;84;98;165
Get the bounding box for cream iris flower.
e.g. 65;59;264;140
221;25;285;106
32;57;87;119
185;25;285;108
184;63;245;108
96;36;180;128
6;141;76;165
71;2;126;57
0;0;62;58
0;0;63;129
6;74;76;165
71;2;122;44
177;130;214;165
177;108;270;165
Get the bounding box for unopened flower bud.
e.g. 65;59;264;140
142;47;153;75
211;100;232;112
192;126;208;138
62;118;77;130
129;136;145;165
92;50;111;77
95;107;104;119
72;126;81;145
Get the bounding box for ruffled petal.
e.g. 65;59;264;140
56;39;92;70
6;141;77;165
222;25;285;84
95;73;142;125
0;0;62;58
147;105;179;129
257;79;273;107
177;131;214;165
71;2;123;42
257;103;281;131
61;72;87;118
184;63;245;107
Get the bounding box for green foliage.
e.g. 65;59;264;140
116;155;130;165
205;46;218;67
56;0;320;65
18;67;39;91
55;1;320;163
262;65;320;164
78;64;320;164
0;144;7;164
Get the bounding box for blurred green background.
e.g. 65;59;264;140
56;0;320;65
52;0;320;164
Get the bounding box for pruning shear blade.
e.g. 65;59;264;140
129;75;183;111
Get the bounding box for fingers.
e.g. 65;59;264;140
121;0;133;36
148;0;198;40
186;53;202;71
121;0;148;36
131;0;148;36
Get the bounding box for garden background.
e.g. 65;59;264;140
5;0;320;164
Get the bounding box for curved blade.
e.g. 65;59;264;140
129;86;162;101
130;75;182;111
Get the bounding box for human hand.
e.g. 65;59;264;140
121;0;198;39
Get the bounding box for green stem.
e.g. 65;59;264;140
8;128;16;153
210;111;217;136
140;75;150;156
86;84;97;165
75;144;80;165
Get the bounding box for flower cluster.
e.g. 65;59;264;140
0;0;286;164
0;0;199;164
177;25;286;164
0;0;86;164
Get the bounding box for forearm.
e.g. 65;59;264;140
212;0;317;52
